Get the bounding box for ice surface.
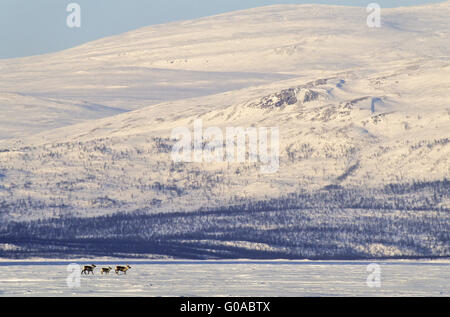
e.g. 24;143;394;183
0;260;448;297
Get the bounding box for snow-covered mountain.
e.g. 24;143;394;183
1;2;448;139
0;2;448;259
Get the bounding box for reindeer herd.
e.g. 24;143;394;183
81;264;131;275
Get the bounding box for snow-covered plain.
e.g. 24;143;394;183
0;260;448;297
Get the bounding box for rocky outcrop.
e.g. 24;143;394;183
249;86;323;109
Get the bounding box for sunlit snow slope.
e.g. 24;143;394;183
0;2;448;259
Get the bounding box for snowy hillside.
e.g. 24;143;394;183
1;2;449;139
0;2;449;259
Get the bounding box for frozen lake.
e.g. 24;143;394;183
0;260;448;297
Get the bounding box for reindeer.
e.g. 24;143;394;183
81;264;97;275
101;267;112;274
115;265;131;275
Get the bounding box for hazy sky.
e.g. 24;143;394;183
0;0;445;59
